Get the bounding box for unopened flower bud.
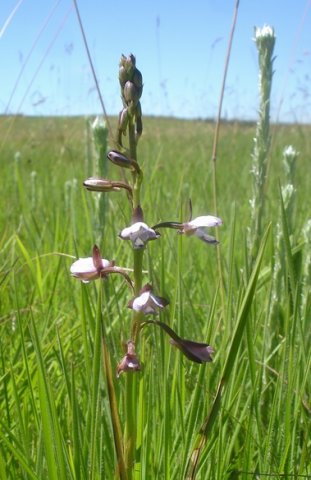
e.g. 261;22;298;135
83;177;133;196
136;116;142;139
135;102;143;139
108;150;132;168
83;178;121;192
119;65;128;88
107;150;140;173
119;54;136;79
118;108;129;134
124;54;136;71
123;81;140;106
132;68;143;100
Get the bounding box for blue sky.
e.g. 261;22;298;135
1;0;311;122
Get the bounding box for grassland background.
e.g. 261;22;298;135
0;115;310;478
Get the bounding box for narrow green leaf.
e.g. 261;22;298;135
185;223;271;479
0;426;38;480
30;317;71;480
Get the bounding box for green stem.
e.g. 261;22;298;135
99;284;127;479
210;0;239;319
124;115;144;479
102;335;127;480
186;224;271;479
124;373;137;480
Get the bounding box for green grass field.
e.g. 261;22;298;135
0;114;311;478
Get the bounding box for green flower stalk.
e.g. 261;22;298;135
249;25;276;257
71;54;218;479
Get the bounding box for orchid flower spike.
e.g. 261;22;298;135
153;215;222;245
70;245;133;288
117;340;141;377
128;284;169;315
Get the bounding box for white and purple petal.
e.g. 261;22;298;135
119;222;160;249
70;255;110;282
186;215;223;230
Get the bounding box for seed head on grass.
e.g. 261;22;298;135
92;116;108;155
249;24;276;257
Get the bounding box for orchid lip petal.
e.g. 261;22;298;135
132;291;150;310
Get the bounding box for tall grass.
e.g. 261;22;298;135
1;111;310;478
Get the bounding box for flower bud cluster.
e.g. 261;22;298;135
118;54;143;145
